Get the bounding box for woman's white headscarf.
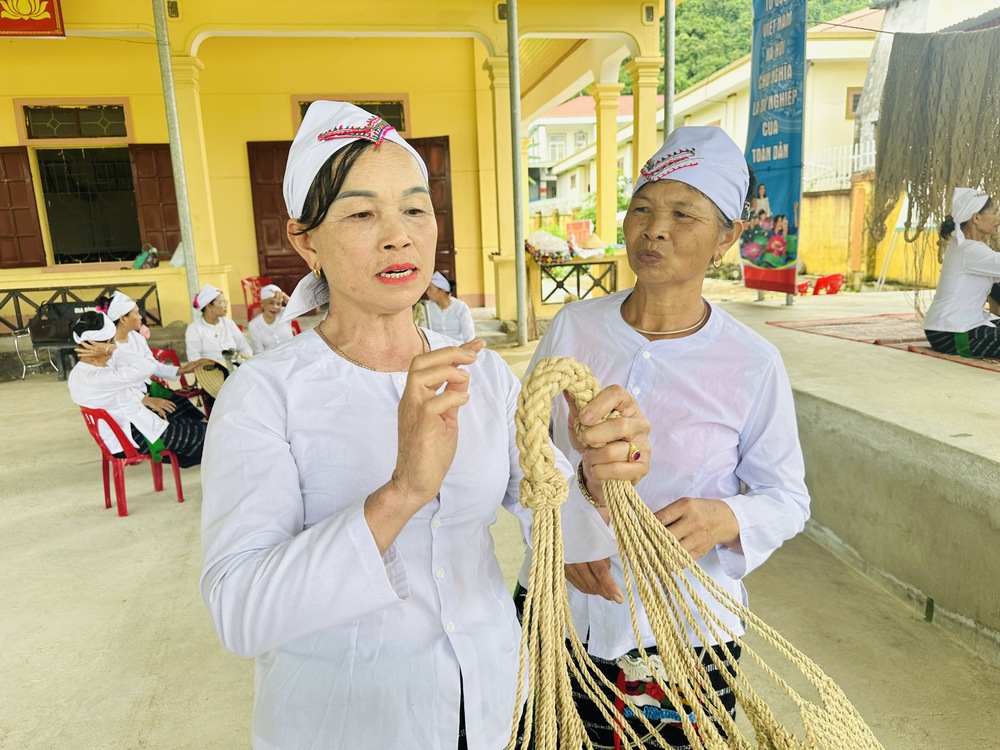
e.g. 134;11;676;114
193;284;222;312
73;312;116;343
429;272;451;293
949;187;991;246
633;126;749;221
280;101;428;322
106;290;136;322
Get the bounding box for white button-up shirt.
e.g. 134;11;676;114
118;330;179;382
200;329;615;750
247;314;295;354
923;238;1000;332
185;316;252;365
525;290;810;660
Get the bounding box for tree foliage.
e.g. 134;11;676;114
619;0;872;95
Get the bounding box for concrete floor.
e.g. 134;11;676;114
3;285;999;749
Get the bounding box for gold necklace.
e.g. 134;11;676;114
315;321;429;371
627;298;710;336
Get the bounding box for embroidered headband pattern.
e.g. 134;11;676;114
639;147;701;183
316;115;394;147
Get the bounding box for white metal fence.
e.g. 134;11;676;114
802;139;876;193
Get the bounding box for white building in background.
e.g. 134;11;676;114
526;8;884;221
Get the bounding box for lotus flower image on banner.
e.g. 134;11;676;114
0;0;64;37
741;0;805;294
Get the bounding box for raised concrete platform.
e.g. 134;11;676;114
718;290;1000;666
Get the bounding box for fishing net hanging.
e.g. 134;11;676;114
511;357;884;750
870;28;1000;249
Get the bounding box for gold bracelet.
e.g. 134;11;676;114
577;461;605;509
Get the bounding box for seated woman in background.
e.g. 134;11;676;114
924;187;1000;358
422;271;475;342
69;311;206;468
185;284;253;366
104;290;211;420
247;283;295;354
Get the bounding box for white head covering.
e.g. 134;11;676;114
73;312;116;344
283;101;427;220
632;126;749;221
259;283;282;301
950;187;991;246
192;284;222;312
429;272;451;293
106;290;136;322
279;102;429;322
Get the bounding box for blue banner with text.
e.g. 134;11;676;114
741;0;806;293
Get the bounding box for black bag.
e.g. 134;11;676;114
27;303;73;345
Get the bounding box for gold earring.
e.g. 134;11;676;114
713;257;723;269
312;265;322;279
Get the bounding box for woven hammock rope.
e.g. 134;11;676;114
510;357;885;750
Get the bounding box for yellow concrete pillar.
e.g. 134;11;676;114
484;56;516;257
170;56;220;268
592;82;623;243
626;57;661;179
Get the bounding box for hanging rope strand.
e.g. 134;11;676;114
512;357;886;750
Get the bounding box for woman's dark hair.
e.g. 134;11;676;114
72;310;109;340
291;139;376;235
757;182;766;197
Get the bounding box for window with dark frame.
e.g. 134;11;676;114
846;88;863;118
36;148;142;264
299;100;406;132
23;105;127;140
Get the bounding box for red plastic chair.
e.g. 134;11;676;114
150;347;208;415
79;407;184;517
241;276;271;321
813;273;845;295
796;281;811;296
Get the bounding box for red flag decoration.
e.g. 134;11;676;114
0;0;65;37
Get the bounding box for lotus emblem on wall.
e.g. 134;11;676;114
0;0;51;20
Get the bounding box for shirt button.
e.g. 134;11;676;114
430;516;441;529
435;567;446;580
395;375;406;386
445;621;456;634
631;386;641;396
641;351;651;359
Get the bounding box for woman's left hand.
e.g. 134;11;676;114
569;384;651;504
75;340;114;367
653;497;741;562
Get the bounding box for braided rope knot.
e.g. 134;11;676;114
520;469;568;511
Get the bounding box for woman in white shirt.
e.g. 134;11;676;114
199;101;651;750
247;283;295;353
185;284;253;366
516;127;811;749
423;271;476;342
69;311;206;467
924;188;1000;358
103;290;209;420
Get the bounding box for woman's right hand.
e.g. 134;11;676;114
391;339;485;512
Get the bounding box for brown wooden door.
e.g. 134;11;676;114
129;144;181;256
247;141;305;295
0;147;45;268
246;137;456;294
409;136;456;285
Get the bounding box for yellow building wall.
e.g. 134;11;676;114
0;33;492;323
798;191;851;276
803;60;868;152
